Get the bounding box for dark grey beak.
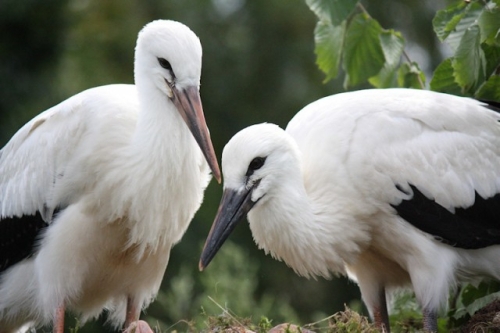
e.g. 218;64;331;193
199;186;257;270
172;85;221;183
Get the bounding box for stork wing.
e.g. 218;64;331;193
0;84;138;271
1;108;81;222
0;97;86;272
288;89;500;248
1;84;138;220
391;184;500;248
1;91;105;221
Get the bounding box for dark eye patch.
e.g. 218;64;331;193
157;57;173;71
246;157;266;177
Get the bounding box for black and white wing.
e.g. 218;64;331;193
288;88;500;249
0;84;138;271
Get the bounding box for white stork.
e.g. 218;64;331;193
0;20;221;333
199;88;500;332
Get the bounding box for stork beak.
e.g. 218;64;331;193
199;186;256;270
172;85;221;183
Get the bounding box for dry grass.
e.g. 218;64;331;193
194;305;380;333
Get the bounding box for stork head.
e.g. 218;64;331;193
199;123;301;270
135;20;221;183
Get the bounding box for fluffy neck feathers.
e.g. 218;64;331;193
247;140;370;279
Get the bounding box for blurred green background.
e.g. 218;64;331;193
0;0;449;331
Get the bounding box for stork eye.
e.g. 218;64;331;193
246;157;266;177
249;157;265;170
157;57;172;71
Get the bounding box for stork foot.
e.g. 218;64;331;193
123;320;154;333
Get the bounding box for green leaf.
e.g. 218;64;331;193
452;306;469;320
433;1;484;52
342;13;385;88
397;62;425;89
460;281;500;307
314;20;346;82
369;30;405;88
379;30;405;67
482;43;500;77
478;2;500;45
430;58;463;95
452;25;486;91
433;1;467;42
475;75;500;101
305;0;358;25
464;291;500;316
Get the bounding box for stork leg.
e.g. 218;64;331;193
53;305;65;333
123;297;154;333
422;307;438;332
372;288;390;333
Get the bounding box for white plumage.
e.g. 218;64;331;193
0;20;220;333
199;88;500;332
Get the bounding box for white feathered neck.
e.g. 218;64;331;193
85;21;208;258
224;124;370;278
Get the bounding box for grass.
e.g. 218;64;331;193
162;300;380;333
60;297;500;333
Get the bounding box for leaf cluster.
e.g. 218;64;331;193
307;0;500;100
431;0;500;99
306;0;424;89
448;281;500;328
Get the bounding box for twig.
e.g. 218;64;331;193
403;50;425;89
402;50;412;63
207;295;247;328
304;312;338;328
357;2;370;17
165;319;196;332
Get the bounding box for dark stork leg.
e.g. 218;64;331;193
422;307;438;332
53;305;65;333
123;297;154;333
372;288;390;333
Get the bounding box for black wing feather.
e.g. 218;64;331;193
392;185;500;249
0;212;49;273
481;100;500;112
